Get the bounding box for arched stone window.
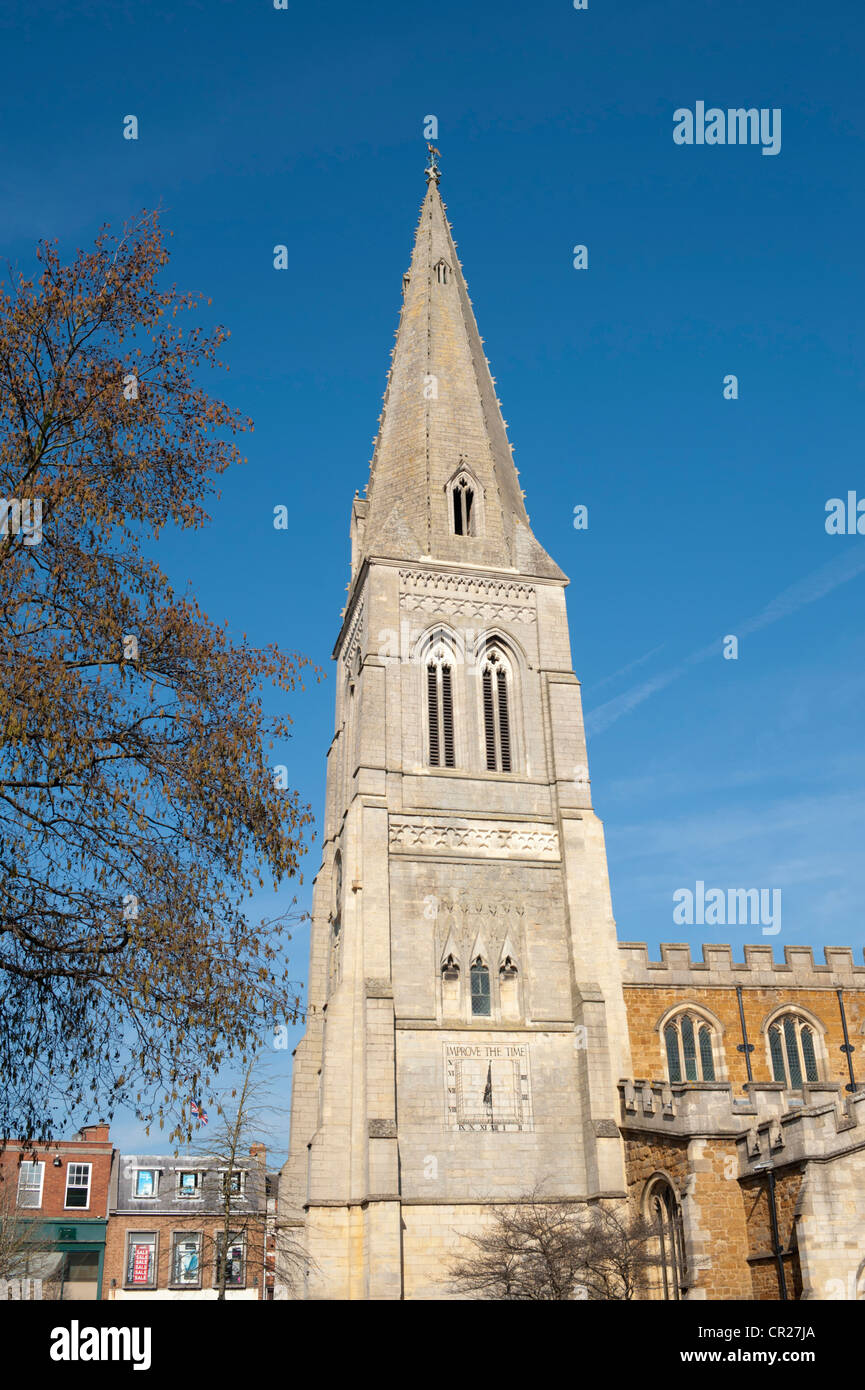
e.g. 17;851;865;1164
767;1013;820;1088
645;1178;687;1301
481;649;512;772
435;258;450;285
452;474;474;535
426;643;455;768
663;1010;716;1082
446;464;483;539
470;959;491;1017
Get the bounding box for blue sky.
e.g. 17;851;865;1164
2;0;863;1153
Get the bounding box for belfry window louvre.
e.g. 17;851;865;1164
768;1015;819;1088
664;1012;716;1083
496;668;511;770
482;651;512;773
441;665;455;765
427;650;455;768
427;666;440;766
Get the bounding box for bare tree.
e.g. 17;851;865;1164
189;1058;306;1300
0;1167;53;1293
447;1196;659;1301
571;1204;661;1301
0;214;314;1144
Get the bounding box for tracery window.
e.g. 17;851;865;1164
470;959;491;1017
647;1179;687;1301
663;1011;716;1082
481;650;512;772
768;1014;819;1088
435;259;450;285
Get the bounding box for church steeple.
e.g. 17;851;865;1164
281;157;632;1301
358;162;564;581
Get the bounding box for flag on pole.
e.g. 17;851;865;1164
190;1099;208;1125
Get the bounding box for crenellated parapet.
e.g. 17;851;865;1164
618;1076;865;1169
619;942;865;990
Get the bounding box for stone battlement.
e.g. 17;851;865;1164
619;942;865;989
619;1076;865;1166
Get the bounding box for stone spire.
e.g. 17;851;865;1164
359;162;564;580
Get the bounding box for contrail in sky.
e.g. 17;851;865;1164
585;549;865;737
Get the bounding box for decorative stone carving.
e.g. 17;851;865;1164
389;816;559;859
401;592;536;624
368;1120;397;1138
592;1119;621;1138
399;569;536;623
342;596;365;673
399;570;535;603
434;906;526;973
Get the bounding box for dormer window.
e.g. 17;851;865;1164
177;1170;201;1198
133;1169;158;1198
435;259;450;285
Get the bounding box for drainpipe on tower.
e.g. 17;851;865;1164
836;988;859;1093
736;985;755;1085
752;1161;789;1301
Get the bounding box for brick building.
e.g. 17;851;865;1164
620;942;865;1301
103;1145;267;1300
0;1123;114;1299
278;156;865;1300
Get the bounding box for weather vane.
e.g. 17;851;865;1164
425;142;441;183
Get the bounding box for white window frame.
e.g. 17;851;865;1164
220;1168;245;1197
125;1230;158;1289
64;1161;92;1210
176;1169;201;1198
17;1160;45;1210
132;1168;159;1199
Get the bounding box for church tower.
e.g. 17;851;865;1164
280;155;632;1300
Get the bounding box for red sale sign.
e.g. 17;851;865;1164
132;1244;151;1283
